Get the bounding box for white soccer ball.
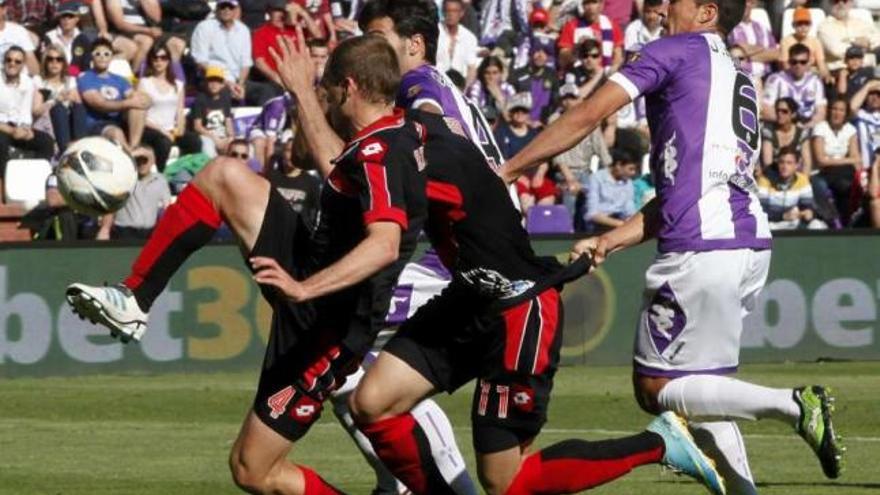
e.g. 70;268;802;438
56;137;138;216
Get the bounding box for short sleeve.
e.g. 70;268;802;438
351;136;409;228
399;73;443;112
608;35;688;101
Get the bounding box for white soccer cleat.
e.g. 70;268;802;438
66;283;147;343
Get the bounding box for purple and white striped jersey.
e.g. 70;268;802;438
609;32;771;253
398;64;505;171
247;93;294;139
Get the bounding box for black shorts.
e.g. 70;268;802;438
249;188;360;441
384;283;564;454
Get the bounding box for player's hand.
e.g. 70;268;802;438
570;236;609;267
269;27;316;96
250;256;310;303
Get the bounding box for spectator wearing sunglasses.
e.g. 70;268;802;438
763;43;827;127
780;7;831;83
0;0;39;75
45;2;84;66
33;43;87;154
0;45;54;202
102;144;172;240
762;97;814;174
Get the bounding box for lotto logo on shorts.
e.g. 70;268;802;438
290;395;322;424
267;386;295;419
511;384;535;413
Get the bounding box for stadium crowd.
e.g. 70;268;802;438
2;0;880;240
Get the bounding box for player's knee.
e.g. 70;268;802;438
228;450;272;495
348;380;393;425
632;374;665;415
477;468;515;495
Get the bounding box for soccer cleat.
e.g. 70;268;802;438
648;411;726;495
66;283;147;343
794;386;843;479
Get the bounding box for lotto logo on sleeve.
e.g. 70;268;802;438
357;138;387;162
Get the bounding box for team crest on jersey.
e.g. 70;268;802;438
408;84;422;98
358;137;388;162
267;386;295;419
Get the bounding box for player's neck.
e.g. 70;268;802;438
350;102;397;135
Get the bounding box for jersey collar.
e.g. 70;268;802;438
332;108;406;163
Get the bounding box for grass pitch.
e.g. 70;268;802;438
1;361;878;494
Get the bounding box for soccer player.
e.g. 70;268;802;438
499;0;844;493
66;35;428;495
270;24;725;495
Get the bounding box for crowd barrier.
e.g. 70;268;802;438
1;231;878;377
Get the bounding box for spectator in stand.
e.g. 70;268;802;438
508;36;558;124
869;149;880;227
190;0;253;103
836;45;874;101
437;0;479;88
727;0;778;82
467;55;514;124
33;44;86;154
240;0;272;30
758;146;823;231
852;80;880;171
266;137;321;229
191;66;234;157
0;45;54;202
45;2;85;65
584;149;637;234
3;0;51;42
0;1;39;75
780;7;831;83
551;83;611;231
103;145;172;240
478;0;529;56
293;0;337;46
557;0;623;72
78;38;149;149
78;0;140;68
564;39;605;98
762;43;826;127
623;0;664;54
762;97;813;173
104;0;186;70
602;0;635;32
128;42;188;172
819;0;880;72
496;93;553;212
250;0;304;106
814;96;861;222
308;38;330;80
248;93;294;169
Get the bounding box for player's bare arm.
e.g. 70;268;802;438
499;81;630;185
571;197;660;265
252;221;402;303
270;30;345;178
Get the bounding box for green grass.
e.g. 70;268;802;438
1;362;878;494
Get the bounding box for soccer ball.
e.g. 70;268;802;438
56;137;138;216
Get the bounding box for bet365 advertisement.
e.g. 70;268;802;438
1;234;878;377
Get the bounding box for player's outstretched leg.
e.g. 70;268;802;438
67;157;271;342
644;374;843;479
230;411;344;495
499;412;725;495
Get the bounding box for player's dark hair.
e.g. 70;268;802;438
696;0;745;37
358;0;439;65
445;69;466;91
89;37;114;53
322;34;401;105
788;42;811;59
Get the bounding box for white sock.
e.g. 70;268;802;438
330;367;404;494
411;399;479;495
690;421;757;495
658;375;800;424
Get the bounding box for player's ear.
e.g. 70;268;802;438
697;1;719;28
405;34;425;59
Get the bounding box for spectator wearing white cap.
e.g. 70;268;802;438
190;0;253;102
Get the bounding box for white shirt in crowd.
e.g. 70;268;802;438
763;70;827;122
0;21;35;74
140;77;184;133
812;120;857;160
436;23;480;79
0;72;36;126
624;19;663;53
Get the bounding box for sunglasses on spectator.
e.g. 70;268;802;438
218;3;236;9
134;155;150;166
152;53;170;61
92;50;113;58
789;58;809;66
794;21;811;27
776;108;791;114
585;52;601;59
230;152;249;159
46;56;64;63
4;57;23;65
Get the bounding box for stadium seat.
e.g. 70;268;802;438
751;8;772;33
5;159;53;209
232;106;263;138
526;205;574;234
781;8;825;38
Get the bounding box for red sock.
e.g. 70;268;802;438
300;466;344;495
504;434;664;495
360;414;454;495
123;184;221;311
